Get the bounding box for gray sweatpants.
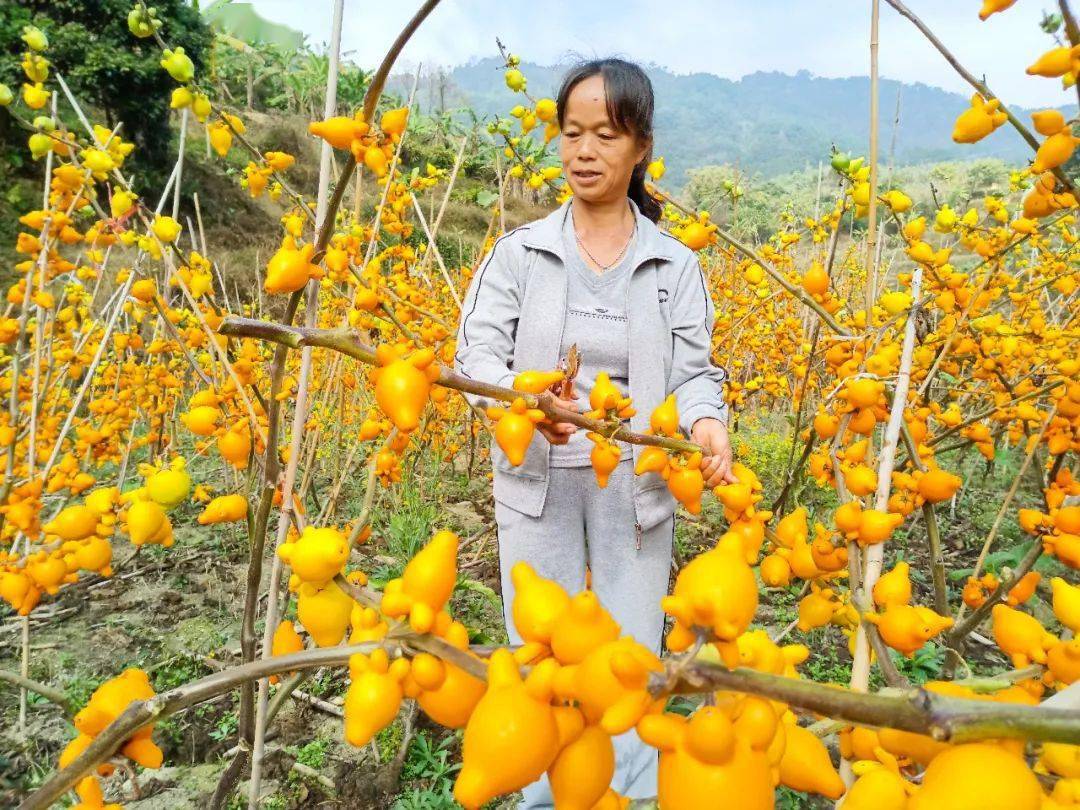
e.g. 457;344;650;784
494;458;675;809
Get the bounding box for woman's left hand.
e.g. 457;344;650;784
691;418;737;488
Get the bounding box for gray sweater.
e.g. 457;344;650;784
454;196;729;533
550;200;636;466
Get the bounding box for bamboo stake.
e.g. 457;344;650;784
409;194;463;310
247;7;345;802
173;107;188;220
865;0;880;315
850;266;922;695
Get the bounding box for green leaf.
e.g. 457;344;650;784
455;577;497;601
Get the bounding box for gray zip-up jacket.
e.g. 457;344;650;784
454;196;729;536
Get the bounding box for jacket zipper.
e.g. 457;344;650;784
526;240;653;551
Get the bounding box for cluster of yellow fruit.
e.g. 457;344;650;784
268;525;1078;809
0;456;196;615
0;26;53;117
0;487;117;615
308;106;409;179
60;668;162;803
1025;480;1080;568
668;210;720;251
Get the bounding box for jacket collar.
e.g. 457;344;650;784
521;195;676;265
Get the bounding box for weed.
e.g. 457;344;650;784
452;577;505;645
891;644;944;684
403;730;461;781
151;655;210;692
394;730;462;808
208;711;239;743
800;632;852;684
376;717;406;764
63;673;102;710
293;737;330;769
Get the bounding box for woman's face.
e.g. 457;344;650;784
559;74;649;205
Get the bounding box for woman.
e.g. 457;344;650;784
454;57;733;805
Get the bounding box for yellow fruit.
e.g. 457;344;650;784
908;743;1042;809
380;107;409;138
510;561;571;645
145;465;191;510
371;345;440;433
297;580;353;647
841;767;912;810
217;425;251;469
486;397;546;466
797;587;839;632
662;534;757;660
208;122;232;157
549;590;621;665
638;708;774;810
504;68;526;92
344;649;409;746
953;93;1007;144
1052;577;1080;633
872;561;911;608
364;146;388;177
416;631;486;728
151;215;181;244
44;505;99;542
881;189;912;213
380;530;459;632
857;509;903;545
182;405;221;436
269;619;304;685
588;433;623;488
992;603;1056;666
126;501;172;547
917;468;962;503
454;651;559;808
863;604;953;657
1033;127;1079;173
778;723;845;799
160;47;195;82
1047;638;1080;685
71;536;113;575
265;239;319;295
760;553;792;587
276;526;349;586
197;494;248;525
1032;109;1067;136
548;724;614;810
512;369;564;394
650;394;680;436
534;98;557;122
1027;45;1080;78
308;116;362;149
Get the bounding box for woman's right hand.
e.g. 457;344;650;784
536;387;581;446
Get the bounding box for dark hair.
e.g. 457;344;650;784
555;58;663;223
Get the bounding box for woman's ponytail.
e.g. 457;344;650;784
629;159;663;224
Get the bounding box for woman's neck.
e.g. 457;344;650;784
570;195;634;240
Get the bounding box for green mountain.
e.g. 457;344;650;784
411;57;1054;189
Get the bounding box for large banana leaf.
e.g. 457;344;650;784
202;0;305;51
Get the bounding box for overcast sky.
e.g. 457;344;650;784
249;0;1075;108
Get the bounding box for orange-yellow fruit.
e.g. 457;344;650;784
908;742;1042;809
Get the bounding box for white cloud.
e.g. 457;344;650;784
250;0;1076;107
